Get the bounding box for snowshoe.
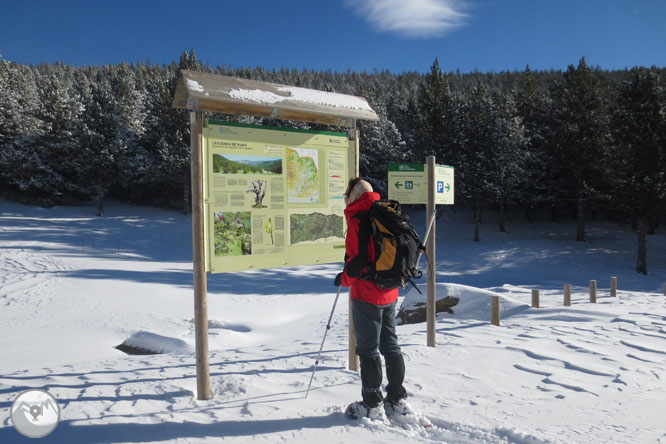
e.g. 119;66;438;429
345;401;387;422
384;398;415;417
384;399;433;429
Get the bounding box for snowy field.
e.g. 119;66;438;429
1;198;665;444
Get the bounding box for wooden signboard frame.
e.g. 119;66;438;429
173;71;377;399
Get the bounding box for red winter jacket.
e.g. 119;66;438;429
341;191;399;305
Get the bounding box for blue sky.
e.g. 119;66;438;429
1;0;664;73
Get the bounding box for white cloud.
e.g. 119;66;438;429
344;0;470;38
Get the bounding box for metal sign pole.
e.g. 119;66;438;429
426;156;437;347
416;208;436;270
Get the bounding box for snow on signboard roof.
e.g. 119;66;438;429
185;78;205;93
227;86;374;112
172;70;378;127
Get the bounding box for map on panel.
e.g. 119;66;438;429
287;147;319;203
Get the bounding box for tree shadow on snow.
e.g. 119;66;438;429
0;413;350;444
0;349;347;409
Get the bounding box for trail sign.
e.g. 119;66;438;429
388;163;454;205
388;163;426;204
434;165;454;205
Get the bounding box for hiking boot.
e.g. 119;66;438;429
345;401;387;421
384;398;414;417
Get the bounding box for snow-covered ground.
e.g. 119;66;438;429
1;199;665;444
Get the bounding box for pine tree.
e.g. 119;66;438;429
550;57;612;241
0;60;43;196
24;63;85;204
417;59;460;164
458;81;495;241
489;90;528;232
357;94;406;195
392;96;421;157
145;50;201;213
79;71;127;216
611;67;666;274
455;81;527;240
515;65;557;221
107;63;149;204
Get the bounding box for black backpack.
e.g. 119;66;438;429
352;200;426;293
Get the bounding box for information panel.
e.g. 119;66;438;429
203;121;353;273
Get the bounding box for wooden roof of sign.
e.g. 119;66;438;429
172;70;378;127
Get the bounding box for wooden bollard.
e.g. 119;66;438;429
564;284;571;307
590;280;597;303
491;295;500;326
531;289;540;308
610;277;617;298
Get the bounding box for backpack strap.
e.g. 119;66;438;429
346;212;372;278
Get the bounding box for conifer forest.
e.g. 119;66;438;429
1;50;665;273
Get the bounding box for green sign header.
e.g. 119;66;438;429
388;163;425;172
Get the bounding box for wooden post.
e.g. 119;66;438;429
589;280;597;303
564;284;572;307
352;120;359;177
491;295;500;326
347;125;360;372
531;289;540;308
426;156;437;347
663;283;665;296
610;277;617;298
191;111;210;401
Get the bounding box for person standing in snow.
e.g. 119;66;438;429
335;177;412;420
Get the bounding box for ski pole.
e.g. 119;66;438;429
415;208;437;270
305;282;343;399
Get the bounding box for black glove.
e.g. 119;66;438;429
334;272;343;287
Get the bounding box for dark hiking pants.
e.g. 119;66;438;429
352;299;407;407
